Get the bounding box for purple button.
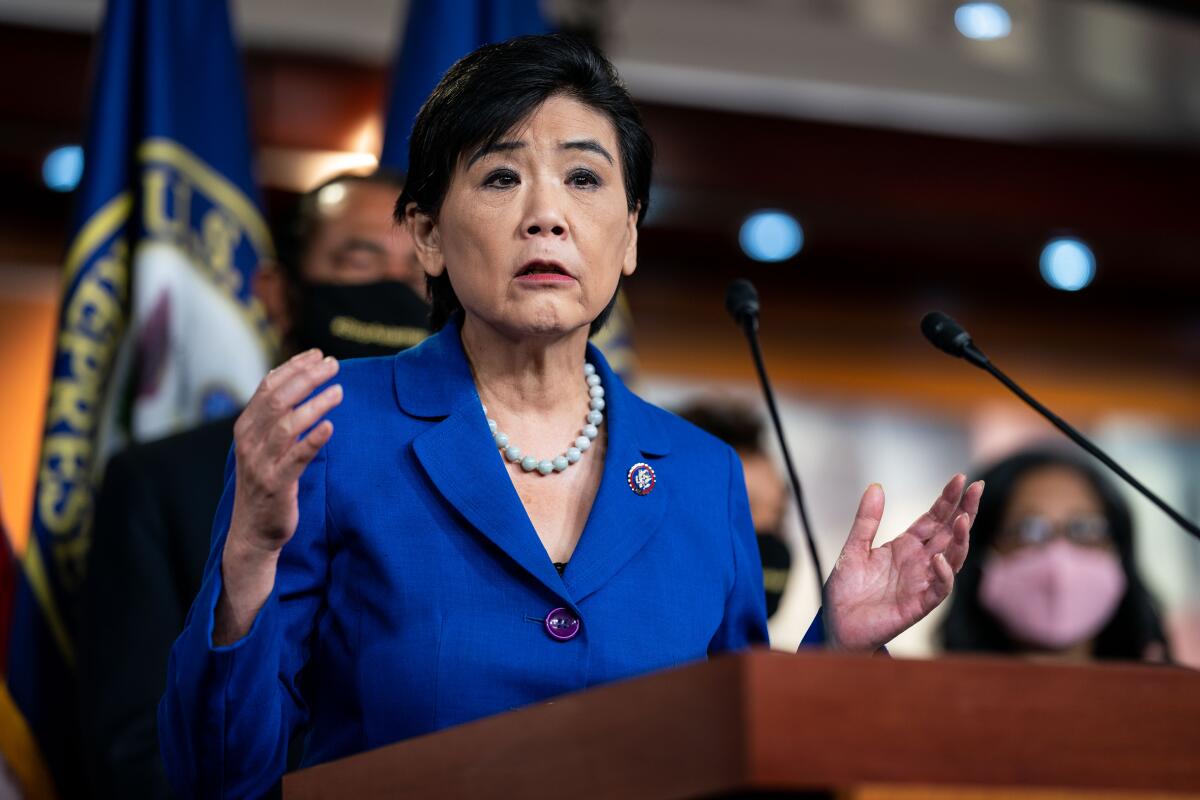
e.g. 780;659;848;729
544;607;580;641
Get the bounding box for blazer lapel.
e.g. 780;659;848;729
396;322;568;601
412;408;570;600
561;345;671;604
393;322;673;606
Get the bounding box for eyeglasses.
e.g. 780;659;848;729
997;515;1112;549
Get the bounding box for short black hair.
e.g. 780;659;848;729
274;169;406;283
940;448;1171;661
396;34;654;336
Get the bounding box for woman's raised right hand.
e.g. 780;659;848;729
228;348;343;554
215;349;342;645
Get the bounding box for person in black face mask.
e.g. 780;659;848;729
677;401;792;619
261;171;432;360
76;169;428;800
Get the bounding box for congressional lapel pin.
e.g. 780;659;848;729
627;462;656;496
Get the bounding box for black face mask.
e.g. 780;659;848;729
756;532;792;620
294;280;431;360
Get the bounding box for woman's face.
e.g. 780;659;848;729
993;466;1114;556
409;94;638;339
980;464;1127;654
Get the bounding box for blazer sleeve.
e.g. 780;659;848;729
707;446;770;653
800;608;827;647
158;445;331;799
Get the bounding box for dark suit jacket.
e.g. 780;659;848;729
77;415;236;799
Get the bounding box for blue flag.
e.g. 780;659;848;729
6;0;273;792
379;0;550;170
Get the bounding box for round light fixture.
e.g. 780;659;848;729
739;210;804;263
1040;237;1096;292
955;3;1012;41
43;145;84;192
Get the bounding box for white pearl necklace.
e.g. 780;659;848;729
484;363;605;476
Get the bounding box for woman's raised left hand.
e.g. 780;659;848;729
824;474;984;652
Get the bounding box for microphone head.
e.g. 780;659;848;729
725;279;760;326
921;311;974;359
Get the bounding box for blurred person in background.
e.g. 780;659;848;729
76;170;429;799
940;448;1171;663
678;400;791;619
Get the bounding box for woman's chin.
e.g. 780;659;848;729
515;315;584;340
483;298;593;341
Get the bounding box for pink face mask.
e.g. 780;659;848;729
979;538;1126;650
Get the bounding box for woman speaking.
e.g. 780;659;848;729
159;34;983;797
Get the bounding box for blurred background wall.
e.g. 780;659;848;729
0;0;1197;661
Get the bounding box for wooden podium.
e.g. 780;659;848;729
283;650;1200;799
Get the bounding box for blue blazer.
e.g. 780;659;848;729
159;319;780;798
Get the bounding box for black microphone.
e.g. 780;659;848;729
921;311;989;368
726;280;827;616
725;278;760;332
921;311;1200;540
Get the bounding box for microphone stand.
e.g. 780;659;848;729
733;311;831;623
963;342;1200;541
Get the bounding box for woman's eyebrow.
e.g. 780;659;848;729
468;140;523;167
562;139;613;164
466;138;614;166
